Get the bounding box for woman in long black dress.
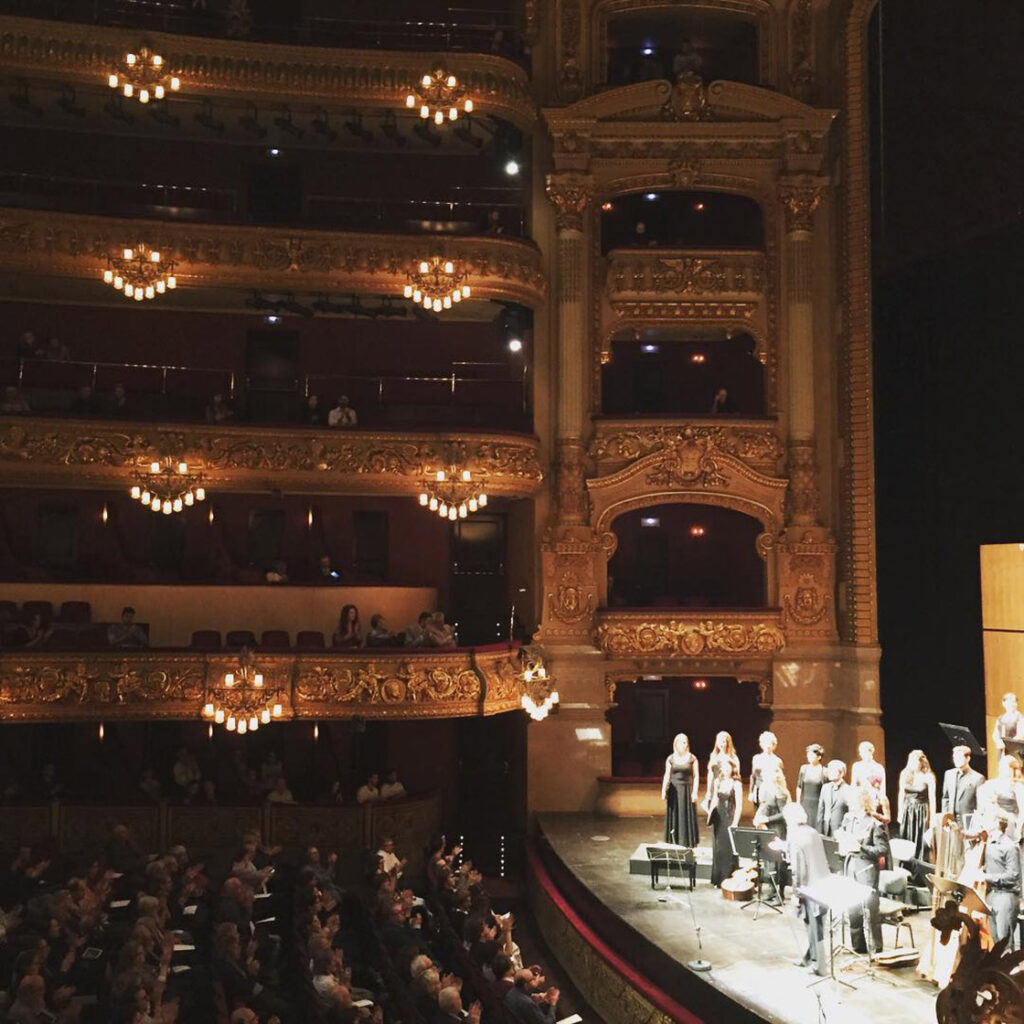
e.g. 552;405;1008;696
796;744;826;831
661;733;700;847
708;758;742;886
896;749;936;860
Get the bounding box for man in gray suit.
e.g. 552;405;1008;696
816;760;850;837
782;803;831;974
983;813;1021;948
839;786;890;957
941;746;984;826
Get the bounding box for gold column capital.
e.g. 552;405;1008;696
778;177;829;234
545;172;595;233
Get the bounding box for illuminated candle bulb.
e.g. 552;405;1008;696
443;296;451;309
237;719;247;734
313;722;319;740
156;280;165;293
458;504;467;518
468;498;477;512
225;673;235;686
131;485;141;499
103;269;114;284
172;498;183;512
461;469;471;482
422;74;432;87
403;285;413;298
150;461;161;473
419;261;429;274
433;299;442;312
419;493;429;506
406;94;415;108
151;498;161;512
449;107;458;120
444;261;454;274
145;286;154;299
462;285;471;297
124;284;134;298
226;715;236;731
163;503;172;514
478;493;487;507
170;77;180;91
135;290;144;302
166;276;176;289
448;506;457;521
420;105;429;119
140;490;151;505
139;89;149;104
151;250;161;262
439;503;448;518
203;703;214;718
152;53;163;67
436;470;446;482
98;722;105;741
114;275;123;290
463;99;473;113
272;703;282;717
195;487;205;500
429;497;438;511
177;461;188;473
253;673;263;688
446;75;456;87
215;708;225;724
434;110;443;125
208;723;213;739
108;74;118;88
249;715;258;731
412;289;421;303
422;295;431;308
261;709;270;724
452;290;461;303
184;491;194;505
154;85;164;100
126;52;137;65
123;83;133;98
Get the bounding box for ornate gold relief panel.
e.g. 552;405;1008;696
594;609;785;658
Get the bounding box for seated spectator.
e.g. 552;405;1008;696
17;612;54;650
305;394;323;426
108;382;131;418
16;330;39;359
313;554;341;584
265;778;295;805
1;385;30;414
7;972;50;1024
205;393;234;423
380;769;406;801
403;612;433;648
44;336;70;361
376;837;406;880
673;37;703;79
332;605;362;648
172;747;202;793
492;954;516;999
505;968;560;1024
108;606;149;648
71;384;95;416
438;986;481;1024
365;614;396;648
424;612;456;649
327;395;358;427
355;773;380;805
264;559;289;584
710;386;737;414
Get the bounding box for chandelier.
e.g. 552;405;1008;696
202;649;284;734
107;45;180;104
405;68;473;125
403;257;471;313
102;244;177;302
520;648;559;721
130;457;206;515
418;464;487;520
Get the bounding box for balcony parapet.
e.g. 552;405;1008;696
589;417;783;476
0;416;543;497
0;15;537;129
606;248;765;302
0;208;546;308
594;608;785;660
0;645;527;722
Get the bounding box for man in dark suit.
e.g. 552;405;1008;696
782;803;830;975
983;814;1021;947
816;760;850;837
839;786;890;957
941;746;984;826
504;969;560;1024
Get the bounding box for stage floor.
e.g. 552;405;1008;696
537;813;940;1024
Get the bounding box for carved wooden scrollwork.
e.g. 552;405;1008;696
595;616;785;658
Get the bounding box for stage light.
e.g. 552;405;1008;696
640;517;661;528
641;344;660;354
265;314;281;324
642;46;654;56
504;159;520;176
266;147;280;157
508;338;522;352
645;192;658;201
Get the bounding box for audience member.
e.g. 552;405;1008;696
313;555;341;584
403;612;433;648
265;560;289;584
205;393;234;423
71;385;95;417
332;605;362;648
1;385;30;414
376;838;406;880
673;38;703;79
108;606;149;648
355;773;380;805
172;748;202;794
266;778;295;805
438;986;481;1024
43;336;70;362
380;770;406;801
505;968;559;1024
424;612;456;649
327;396;358;427
710;386;737;414
365;614;396;648
305;394;323;426
18;612;54;650
16;331;39;359
108;383;131;418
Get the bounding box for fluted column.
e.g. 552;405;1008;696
545;171;594;526
779;177;827;526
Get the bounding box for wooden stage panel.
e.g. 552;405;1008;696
533;814;938;1024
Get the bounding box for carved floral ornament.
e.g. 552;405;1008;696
0;15;536;129
0;210;546;308
607;251;766;298
0;649;530;720
778;180;828;234
0;420;543;496
595;617;786;658
545;172;595;233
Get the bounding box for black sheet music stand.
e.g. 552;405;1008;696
939;722;986;758
730;826;782;918
645;843;696;891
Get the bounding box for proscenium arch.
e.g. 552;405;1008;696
590;0;778;91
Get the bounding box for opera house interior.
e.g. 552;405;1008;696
0;2;1017;1022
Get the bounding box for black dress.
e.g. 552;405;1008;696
664;755;700;847
710;782;739;886
898;780;930;859
798;764;825;830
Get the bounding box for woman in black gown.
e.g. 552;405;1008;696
896;749;936;860
796;744;826;831
708;758;742;886
661;733;700;847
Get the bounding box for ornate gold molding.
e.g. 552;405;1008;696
0;418;543;497
0;16;537;129
589;419;783;475
594;610;785;658
778;177;828;234
546;172;595;233
0;647;527;721
606;249;765;300
0;209;546;308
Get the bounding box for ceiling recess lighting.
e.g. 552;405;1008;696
405;68;474;126
645;192;658;201
640;517;661;528
107;46;180;105
641;343;660;354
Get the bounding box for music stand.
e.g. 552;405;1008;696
928;873;990;919
646;842;696;891
799;876;875;991
939;722;986;759
821;836;845;874
730;826;783;918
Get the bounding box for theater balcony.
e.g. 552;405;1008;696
0;643;530;722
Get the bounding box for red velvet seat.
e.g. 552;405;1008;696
58;601;92;623
259;630;290;649
295;630;325;650
225;630;257;648
190;630;222;651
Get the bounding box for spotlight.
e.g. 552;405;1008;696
689;525;706;537
641;343;660;354
504;159;520;176
508;338;523;353
266;147;280;157
690;353;706;363
642;46;654;57
645;192;658;201
265;314;281;324
693;201;706;212
640;517;661;528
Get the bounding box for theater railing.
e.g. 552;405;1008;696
0;208;546;308
0;15;536;129
0;417;543;497
0;792;441;877
594;608;785;661
0;645;527;722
